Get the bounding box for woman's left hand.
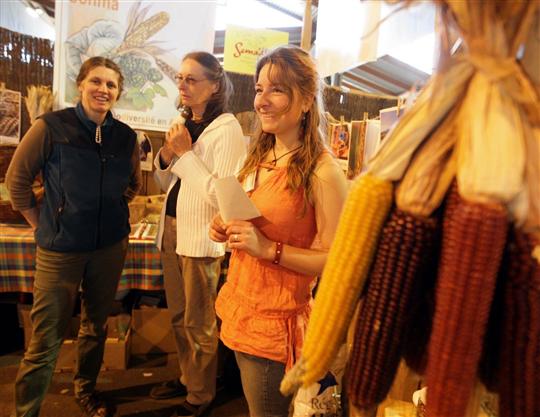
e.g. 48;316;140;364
166;123;193;157
225;220;273;260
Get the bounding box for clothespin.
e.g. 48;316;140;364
363;112;368;121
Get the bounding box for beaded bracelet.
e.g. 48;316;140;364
273;241;283;265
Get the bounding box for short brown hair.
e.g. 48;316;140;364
76;56;125;99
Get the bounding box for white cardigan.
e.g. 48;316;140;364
153;113;247;257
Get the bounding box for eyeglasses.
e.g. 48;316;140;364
174;74;208;86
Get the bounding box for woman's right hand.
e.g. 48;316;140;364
209;213;228;242
159;144;175;167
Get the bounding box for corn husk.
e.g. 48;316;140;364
25;85;54;124
367;60;472;181
395;111;457;217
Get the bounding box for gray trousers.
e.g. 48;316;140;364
14;238;128;417
235;351;293;417
161;215;221;405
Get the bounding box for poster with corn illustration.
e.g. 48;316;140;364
282;2;540;417
53;0;216;131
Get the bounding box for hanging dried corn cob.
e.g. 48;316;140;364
426;193;508;417
498;230;540;417
476;255;505;393
346;209;439;409
280;175;392;393
400;184;458;375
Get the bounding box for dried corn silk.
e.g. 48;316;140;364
499;230;540;417
346;209;439;410
426;196;508;417
280;175;393;393
368;61;473;182
456;71;526;204
396;113;457;217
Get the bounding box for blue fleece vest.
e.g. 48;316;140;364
35;107;136;252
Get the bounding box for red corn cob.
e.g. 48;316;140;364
499;229;540;417
346;208;439;409
400;185;458;375
426;194;508;417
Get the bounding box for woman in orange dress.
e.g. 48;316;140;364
210;45;348;417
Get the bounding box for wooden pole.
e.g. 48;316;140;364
300;0;312;51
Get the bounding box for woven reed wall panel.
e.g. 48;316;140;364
323;87;397;120
226;72;397;120
0;27;54;136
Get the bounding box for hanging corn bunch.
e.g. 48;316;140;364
282;2;540;414
345;111;458;409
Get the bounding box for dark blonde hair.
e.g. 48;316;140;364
76;56;124;99
238;45;326;208
181;51;232;121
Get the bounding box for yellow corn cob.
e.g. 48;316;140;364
119;12;169;51
301;174;393;385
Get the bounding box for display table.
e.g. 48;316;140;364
0;224;163;292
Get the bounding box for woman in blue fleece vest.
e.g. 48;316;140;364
6;56;142;417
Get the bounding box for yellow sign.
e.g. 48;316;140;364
223;25;289;75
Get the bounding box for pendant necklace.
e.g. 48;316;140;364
268;144;302;171
95;125;102;145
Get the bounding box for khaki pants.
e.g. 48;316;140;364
14;238;128;417
161;215;222;405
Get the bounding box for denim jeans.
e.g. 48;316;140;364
235;351;292;417
14;238;128;417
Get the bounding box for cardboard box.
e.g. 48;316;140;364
102;314;131;370
55;338;78;372
131;307;176;354
56;316;132;372
17;304;130;371
102;328;131;370
17;304;33;350
55;316;81;372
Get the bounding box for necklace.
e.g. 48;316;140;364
95;125;102;145
268;144;302;170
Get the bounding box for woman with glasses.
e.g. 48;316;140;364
151;51;246;417
210;46;347;417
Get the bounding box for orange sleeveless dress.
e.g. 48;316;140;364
215;165;317;369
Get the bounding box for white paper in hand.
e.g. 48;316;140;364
215;176;261;223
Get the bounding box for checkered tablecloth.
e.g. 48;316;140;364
0;224;163;292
